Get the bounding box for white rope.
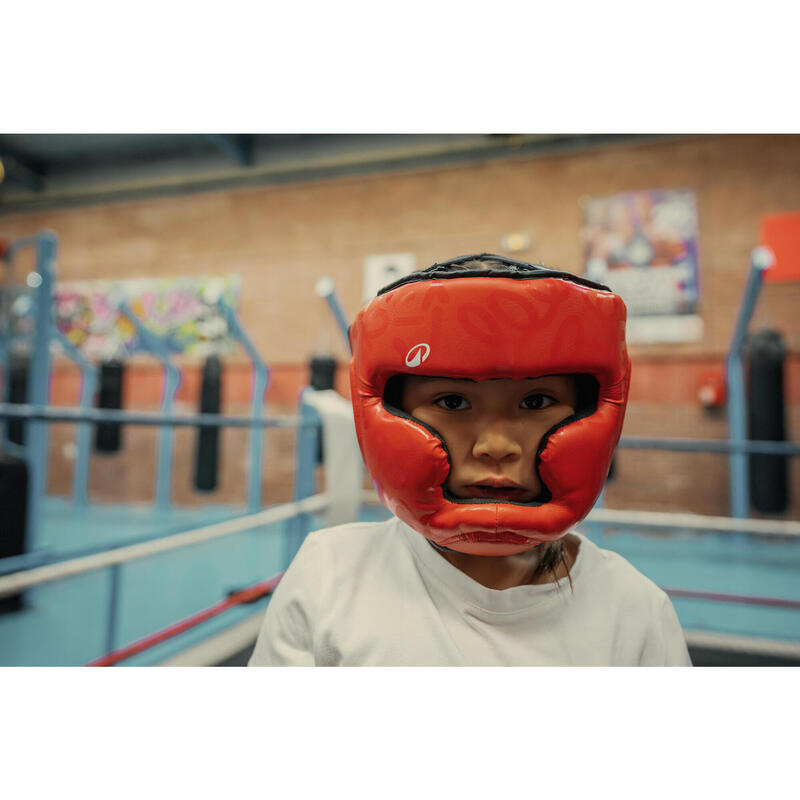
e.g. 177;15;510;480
0;494;329;600
5;492;797;600
584;507;800;538
684;630;800;659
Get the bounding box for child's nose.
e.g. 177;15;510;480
472;425;523;463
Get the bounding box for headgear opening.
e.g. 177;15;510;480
349;254;630;556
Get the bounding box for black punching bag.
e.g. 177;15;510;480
7;355;29;446
94;361;125;453
194;355;222;491
0;454;28;613
309;356;336;464
748;329;788;513
310;355;336;392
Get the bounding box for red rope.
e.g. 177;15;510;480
87;573;283;667
664;587;800;610
87;574;800;666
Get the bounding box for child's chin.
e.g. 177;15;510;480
440;531;536;557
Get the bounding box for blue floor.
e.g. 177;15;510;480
1;499;799;665
582;523;800;644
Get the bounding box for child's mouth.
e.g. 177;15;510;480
467;484;530;502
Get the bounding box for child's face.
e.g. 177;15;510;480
400;375;577;502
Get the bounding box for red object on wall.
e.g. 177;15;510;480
697;371;726;409
760;211;800;283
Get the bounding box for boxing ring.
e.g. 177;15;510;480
1;234;799;666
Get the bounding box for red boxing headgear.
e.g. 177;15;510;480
349;254;630;556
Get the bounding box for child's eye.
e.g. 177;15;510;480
435;394;470;411
521;394;555;410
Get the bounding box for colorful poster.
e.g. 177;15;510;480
580;188;703;344
54;275;241;361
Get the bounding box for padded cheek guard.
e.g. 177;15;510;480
349;261;630;557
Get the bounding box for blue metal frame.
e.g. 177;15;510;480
315;278;351;353
217;300;270;511
53;330;98;506
287;387;321;565
725;246;774;519
116;299;181;510
1;232;57;551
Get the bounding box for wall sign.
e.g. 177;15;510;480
580;188;703;344
54;275;241;361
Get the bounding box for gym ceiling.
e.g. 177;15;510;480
0;133;675;216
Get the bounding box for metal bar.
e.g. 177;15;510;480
0;493;330;599
286;389;321;565
217;300;269;512
246;365;268;511
53;331;97;506
314;278;351;353
106;564;122;654
0;403;318;429
116;300;181;511
725;246;774;519
25;233;57;551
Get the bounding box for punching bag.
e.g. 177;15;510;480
309;355;337;465
0;454;28;613
194;355;222;491
748;329;788;513
94;360;125;453
7;355;29;446
310;355;336;392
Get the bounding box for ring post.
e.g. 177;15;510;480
286;387;320;565
315;278;351;354
54;330;98;506
3;233;58;551
116;299;181;511
217;300;269;512
105;563;122;655
726;246;774;519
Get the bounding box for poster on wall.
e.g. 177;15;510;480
54;275;241;361
580;188;703;344
362;253;416;303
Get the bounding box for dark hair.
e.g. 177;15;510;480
384;255;585;589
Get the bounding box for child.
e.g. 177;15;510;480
249;254;691;666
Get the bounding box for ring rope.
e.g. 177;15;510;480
664;587;800;610
584;507;800;538
87;573;283;667
85;576;800;667
0;493;329;600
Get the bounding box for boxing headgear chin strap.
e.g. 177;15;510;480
349;254;630;557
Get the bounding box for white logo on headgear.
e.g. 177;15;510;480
405;343;431;368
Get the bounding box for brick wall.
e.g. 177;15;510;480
2;134;799;516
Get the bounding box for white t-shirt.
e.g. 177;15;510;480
249;516;692;666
